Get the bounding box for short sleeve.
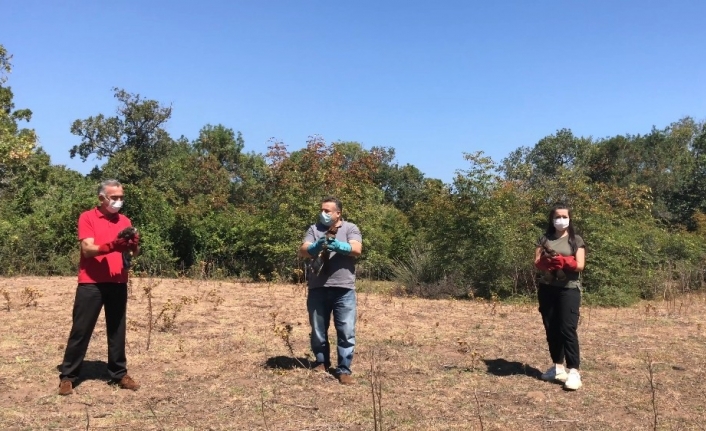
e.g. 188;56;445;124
347;223;362;243
77;212;94;241
303;225;317;244
575;235;585;249
535;235;545;248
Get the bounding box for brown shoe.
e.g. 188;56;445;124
311;363;327;372
337;373;355;385
58;380;73;396
116;375;140;391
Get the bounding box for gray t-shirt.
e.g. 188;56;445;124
536;233;585;288
304;220;362;289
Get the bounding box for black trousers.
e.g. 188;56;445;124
538;284;581;369
60;283;128;382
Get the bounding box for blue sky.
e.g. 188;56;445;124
3;1;705;183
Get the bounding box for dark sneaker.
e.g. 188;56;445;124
116;375;140;391
58;380;73;396
337;373;355;385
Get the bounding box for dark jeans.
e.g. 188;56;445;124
60;283;128;382
538;284;581;369
307;287;356;375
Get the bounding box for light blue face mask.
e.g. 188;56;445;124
319;212;334;226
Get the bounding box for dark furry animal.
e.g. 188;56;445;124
539;237;566;281
118;227;138;269
117;227;138;240
309;225;340;277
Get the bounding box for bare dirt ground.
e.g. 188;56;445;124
1;276;705;431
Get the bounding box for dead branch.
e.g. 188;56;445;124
147;400;166;431
646;352;658;431
473;389;484;431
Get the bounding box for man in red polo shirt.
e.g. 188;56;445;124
58;179;140;395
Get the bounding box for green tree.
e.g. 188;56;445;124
378;162;426;214
193;124;244;174
0;150;94;275
666;119;706;228
0;45;36;176
240;136;411;279
584;119;696;222
69;88;173;183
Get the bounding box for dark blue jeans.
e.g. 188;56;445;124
307;287;356;375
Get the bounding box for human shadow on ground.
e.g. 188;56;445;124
265;356;316;370
55;360;112;388
482;358;542;379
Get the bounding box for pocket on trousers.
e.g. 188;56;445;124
570;307;581;326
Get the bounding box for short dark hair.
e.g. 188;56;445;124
321;196;342;212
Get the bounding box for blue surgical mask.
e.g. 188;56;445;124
319;212;334;226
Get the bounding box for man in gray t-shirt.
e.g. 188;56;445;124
299;196;362;385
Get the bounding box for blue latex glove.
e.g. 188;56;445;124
327;238;352;255
306;236;327;257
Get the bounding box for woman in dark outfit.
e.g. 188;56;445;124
534;204;586;390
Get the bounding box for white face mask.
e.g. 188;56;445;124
553;217;570;230
104;198;123;214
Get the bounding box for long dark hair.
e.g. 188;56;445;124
545;203;578;255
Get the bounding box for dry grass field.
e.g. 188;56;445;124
1;276;705;431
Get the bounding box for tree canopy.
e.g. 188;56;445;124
0;45;36;176
1;44;705;306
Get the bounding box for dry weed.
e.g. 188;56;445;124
645;352;659;431
204;288;225;309
2;277;706;430
369;349;384;431
141;278;161;350
1;288;10;311
154;296;195;332
456;338;481;371
20;286;41;307
269;311;305;367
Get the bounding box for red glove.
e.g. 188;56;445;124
559;255;578;271
549;255;579;271
535;257;562;271
97;237;132;254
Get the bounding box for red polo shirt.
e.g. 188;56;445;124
77;207;133;284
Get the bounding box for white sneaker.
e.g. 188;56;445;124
564;369;582;390
541;365;568;383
